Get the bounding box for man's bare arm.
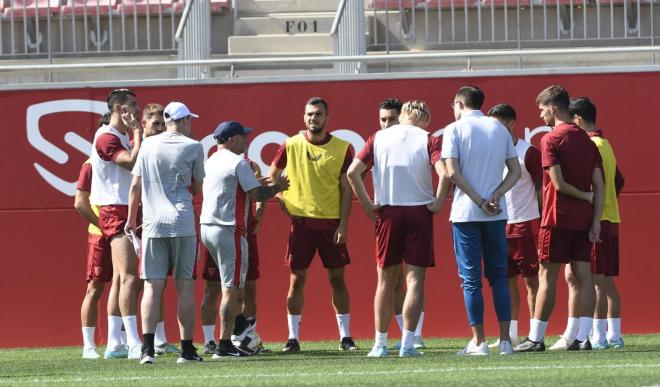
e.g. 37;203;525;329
347;159;379;221
74;190;99;227
490;157;522;204
589;167;605;243
427;160;451;214
334;173;353;244
125;174;142;233
444;157;498;215
547;164;593;203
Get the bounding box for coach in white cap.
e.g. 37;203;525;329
201;121;289;359
126;101;206;364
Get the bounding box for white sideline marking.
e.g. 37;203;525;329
4;363;660;384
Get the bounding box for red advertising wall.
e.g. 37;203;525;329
1;72;657;348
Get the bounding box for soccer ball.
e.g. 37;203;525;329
233;331;262;355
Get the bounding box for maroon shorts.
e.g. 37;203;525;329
591;221;619;276
538;227;592;264
285;217;350;270
506;219;540;278
202;232;259;281
86;233;113;283
98;205;128;239
375;205;434;269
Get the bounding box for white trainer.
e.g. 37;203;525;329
549;336;569;351
128;345;142;360
82;346;100;359
457;340;490;356
498;340;514;355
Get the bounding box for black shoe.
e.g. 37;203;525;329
568;339;592;351
213;342;248;359
203;340;217;355
232;316;256;343
139;350;155;364
514;337;546;352
339;337;358;351
580;339;592;351
177;347;203;364
282;338;301;353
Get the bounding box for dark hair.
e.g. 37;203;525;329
98;112;111;127
536;85;570;111
488;103;517;121
455;85;485;110
106;88;136;112
569;97;597;124
306;97;329;113
379;98;403;114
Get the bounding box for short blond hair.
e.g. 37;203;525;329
399;100;431;125
142;103;164;120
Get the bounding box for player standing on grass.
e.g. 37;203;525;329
126;102;205;364
347;100;450;357
269;97;357;353
201;121;289;358
515;86;604;352
565;97;625;350
76;113;121;359
442;86;521;356
90;88;143;359
487;104;542;349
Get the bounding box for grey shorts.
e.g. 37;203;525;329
201;224;248;288
140;235;198;280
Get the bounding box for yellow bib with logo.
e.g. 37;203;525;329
83;159;103;236
282;133;349;219
591;137;621;223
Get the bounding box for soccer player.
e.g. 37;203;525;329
377;98;427;349
347;100;449;357
90;88;143;359
487;104;542;348
126;102;205;364
442;86;521;356
568;97;625;349
76;113;120;359
268;97;357;353
200;159;266;355
515;85;604;352
201;121;289;358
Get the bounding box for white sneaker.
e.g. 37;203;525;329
549;336;569;351
413;336;425;349
82;346;100;359
457;340;490;356
128;345;142;360
489;337;519;350
498;340;514;355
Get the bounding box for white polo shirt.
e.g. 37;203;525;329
441;110;516;223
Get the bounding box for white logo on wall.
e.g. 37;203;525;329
27;99;551;196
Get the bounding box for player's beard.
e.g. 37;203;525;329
308;124;325;134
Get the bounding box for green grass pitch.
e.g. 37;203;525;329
1;335;660;386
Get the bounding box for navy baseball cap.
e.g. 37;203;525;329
213;121;253;142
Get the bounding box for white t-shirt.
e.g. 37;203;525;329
90;125;133;206
505;139;541;224
441;110;516;223
132;132;205;237
200;149;261;227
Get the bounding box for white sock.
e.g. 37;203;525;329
563;317;579;342
82;327;96;349
336;314;351;339
287;314;301;340
375;331;387;347
122;315;142;347
509;320;518;342
402;329;415;350
107;316;123;351
592;319;607;343
120;331;127;346
414;311;424;337
607;317;622;341
528;319;548;342
576;317;593;342
155;321;167;346
395;314;404;333
202;324;216;344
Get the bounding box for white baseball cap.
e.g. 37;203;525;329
163;101;199;122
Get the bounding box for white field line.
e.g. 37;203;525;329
2;363;660;384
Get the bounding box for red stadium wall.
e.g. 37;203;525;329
1;72;658;348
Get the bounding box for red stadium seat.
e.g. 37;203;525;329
116;0;174;15
172;0;228;13
368;0;426;10
424;0;480;8
61;0;116;16
3;0;61;17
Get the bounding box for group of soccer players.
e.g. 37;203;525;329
74;83;624;363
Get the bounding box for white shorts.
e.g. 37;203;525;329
201;224;248;288
140;235;197;280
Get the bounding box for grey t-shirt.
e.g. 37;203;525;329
132;132;205;237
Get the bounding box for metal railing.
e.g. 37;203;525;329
368;0;656;51
332;0;367;74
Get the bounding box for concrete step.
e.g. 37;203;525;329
235;12;336;36
235;0;341;14
228;34;334;54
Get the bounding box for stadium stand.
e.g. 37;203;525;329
2;0;61;17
